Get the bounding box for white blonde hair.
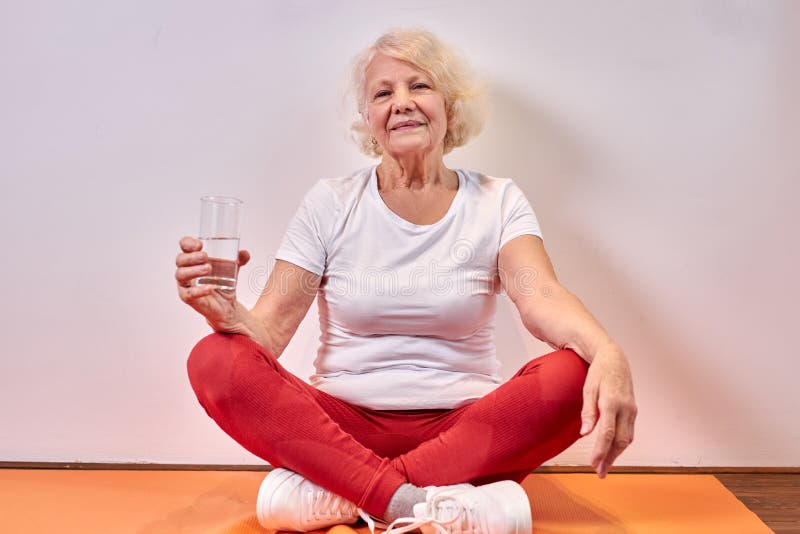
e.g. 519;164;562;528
349;28;486;157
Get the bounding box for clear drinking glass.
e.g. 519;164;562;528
196;196;243;290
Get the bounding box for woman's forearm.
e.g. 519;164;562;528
239;302;272;350
519;282;620;364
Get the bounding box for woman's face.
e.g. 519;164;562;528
363;53;448;159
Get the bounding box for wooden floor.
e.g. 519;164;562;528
715;474;800;534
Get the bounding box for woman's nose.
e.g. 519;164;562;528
391;89;415;113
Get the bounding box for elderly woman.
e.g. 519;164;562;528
175;29;636;533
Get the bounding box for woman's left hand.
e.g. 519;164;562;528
579;346;637;478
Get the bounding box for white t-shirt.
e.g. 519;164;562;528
275;165;542;409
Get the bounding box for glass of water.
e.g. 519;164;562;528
196;196;243;290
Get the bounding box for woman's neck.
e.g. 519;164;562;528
376;152;456;192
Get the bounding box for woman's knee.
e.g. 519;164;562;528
186;332;250;410
187;334;225;406
187;332;282;412
552;348;590;385
549;349;589;403
516;350;589;452
518;348;589;404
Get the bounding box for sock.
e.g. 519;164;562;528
384;483;428;522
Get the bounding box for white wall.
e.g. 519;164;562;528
1;0;797;467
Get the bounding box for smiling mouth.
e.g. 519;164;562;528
391;122;425;131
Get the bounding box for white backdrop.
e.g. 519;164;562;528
1;0;798;467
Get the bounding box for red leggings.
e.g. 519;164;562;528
187;332;589;518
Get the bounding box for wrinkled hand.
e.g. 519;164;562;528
580;347;637;478
175;236;251;332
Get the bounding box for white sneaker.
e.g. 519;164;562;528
383;480;532;534
256;468;365;531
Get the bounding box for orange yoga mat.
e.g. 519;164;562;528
0;469;771;533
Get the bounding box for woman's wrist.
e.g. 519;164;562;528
205;300;252;335
591;341;626;363
230;301;275;352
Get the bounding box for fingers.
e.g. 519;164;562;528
580;352;637;479
175;262;211;288
176;236;207;269
596;416;632;478
175;247;209;289
176;237;209;288
175;250;208;268
177;281;214;302
238;249;250;267
580;382;599;435
598;445;625;478
175;238;249;295
590;412;616;475
180;236;203;252
591;405;637;479
627;407;636;445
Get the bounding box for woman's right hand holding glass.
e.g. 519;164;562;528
175;236;251;332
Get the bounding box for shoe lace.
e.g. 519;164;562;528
302;487;357;521
301;489;379;533
383;492;480;534
360;509;380;534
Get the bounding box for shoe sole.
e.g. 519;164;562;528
256;468;295;529
256;468;361;531
487;480;533;534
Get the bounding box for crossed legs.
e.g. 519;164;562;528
186;332;588;517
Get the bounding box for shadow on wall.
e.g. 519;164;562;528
472;83;792;463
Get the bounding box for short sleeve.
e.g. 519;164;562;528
499;180;543;249
274;181;338;276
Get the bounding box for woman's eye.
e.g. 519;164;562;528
413;83;430;90
374;90;390;99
